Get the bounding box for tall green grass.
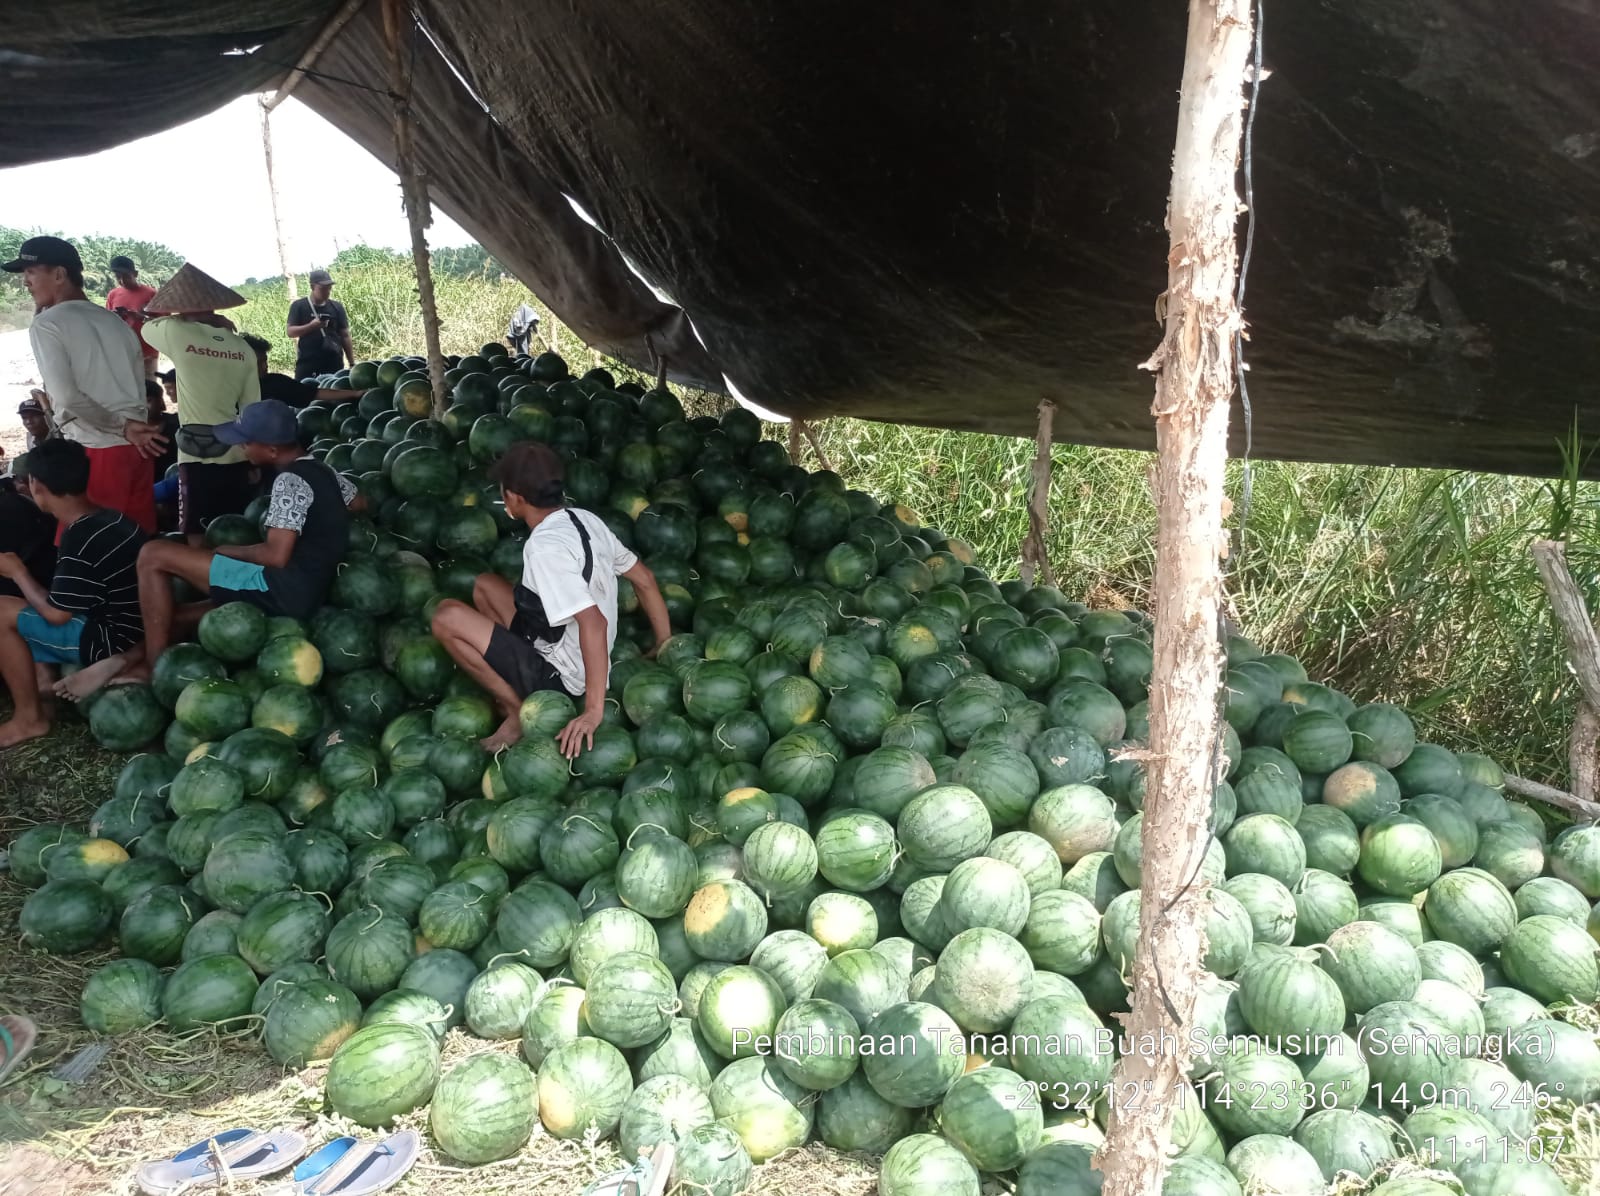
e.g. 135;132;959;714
231;255;1595;784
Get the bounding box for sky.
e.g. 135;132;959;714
0;95;477;286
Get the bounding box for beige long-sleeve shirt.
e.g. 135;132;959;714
28;299;146;449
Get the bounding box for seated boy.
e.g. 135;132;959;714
432;442;671;756
113;400;360;686
0;438;146;746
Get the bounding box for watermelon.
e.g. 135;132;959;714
1505;1017;1600;1103
430;1052;539;1164
898;784;992;873
326;1021;441;1127
709;1055;814;1162
20;880;113;954
1393;743;1463;798
88;682;167;750
749;931;830;1005
9;825;87;888
815;811;896;891
670;1122;753;1196
1473;820;1545;890
879;1134;981;1196
618;1074;716;1164
1423;867;1518;954
741;822;819;900
938;1064;1043;1172
80;958;166;1035
936;926;1035;1033
1498;913;1599;1004
263;978;361;1066
161;954;259;1033
1028;785;1119;866
1008;996;1115;1096
182;910;242;960
236;890;329;975
584;951;678;1049
1222;813;1306;887
1320;921;1420;1013
1550;823;1600;897
400;949;480;1030
807;892;878;955
1360;1001;1457;1110
1357;814;1442;897
683;880;768;961
325;906;416;1000
538;1036;634;1140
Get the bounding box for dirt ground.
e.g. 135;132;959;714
1;327;38;464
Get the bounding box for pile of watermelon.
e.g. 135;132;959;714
12;343;1599;1196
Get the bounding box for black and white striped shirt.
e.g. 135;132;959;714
50;509;147;663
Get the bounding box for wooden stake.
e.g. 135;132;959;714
788;420;802;466
801;423;834;473
381;0;449;418
259;100;297;303
1504;772;1600;822
1020;399;1057;587
1097;3;1253;1194
1532;538;1600;800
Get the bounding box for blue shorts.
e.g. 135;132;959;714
209;555;268;593
17;607;86;665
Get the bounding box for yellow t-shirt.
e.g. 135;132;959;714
143;318;261;464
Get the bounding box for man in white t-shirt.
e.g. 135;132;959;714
4;237;169;534
431;442;672;754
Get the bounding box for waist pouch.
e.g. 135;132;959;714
176;425;230;460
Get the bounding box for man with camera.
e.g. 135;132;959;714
286;268;355;381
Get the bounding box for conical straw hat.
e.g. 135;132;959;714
145;263;246;313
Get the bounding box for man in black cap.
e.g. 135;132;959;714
286;268;354;381
17;395;56;449
4;236;168;535
114;400;363;688
430;441;672;754
106;255;159;380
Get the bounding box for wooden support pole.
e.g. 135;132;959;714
1020;399;1058;587
1504;773;1600;822
788;420;803;466
1097;2;1254;1194
1532;538;1600;801
381;0;449;419
264;0;367;111
801;422;834;473
259;100;298;304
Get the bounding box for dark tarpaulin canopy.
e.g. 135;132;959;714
6;1;1600;477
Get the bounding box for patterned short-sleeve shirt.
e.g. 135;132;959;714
264;458;358;533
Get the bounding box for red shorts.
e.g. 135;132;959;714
85;444;156;534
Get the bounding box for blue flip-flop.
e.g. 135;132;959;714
136;1127;307;1194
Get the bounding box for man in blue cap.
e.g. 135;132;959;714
107;399;362;688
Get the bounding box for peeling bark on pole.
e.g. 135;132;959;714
1532;538;1600;800
1503;772;1600;822
1020;399;1058;587
1096;2;1254;1194
259;100;297;304
382;0;449;418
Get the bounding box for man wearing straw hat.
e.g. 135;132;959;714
4;236;168;535
140;265;262;546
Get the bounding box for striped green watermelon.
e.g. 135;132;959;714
325;906;416;1000
935;927;1034;1032
1514;875;1591;924
741;822;818;900
398;949;479;1029
495;881;582;968
1028;785;1119;866
1294;1032;1368;1111
806;892;877;955
181;909;242;961
584;951;678;1049
1472;820;1544;890
236;890;329;975
161;954;259;1034
1505;1017;1600;1103
1399;794;1478;869
1415;940;1485;993
771;997;859;1090
813;948;910;1029
326;1021;441;1127
263;978;360;1066
519;984;589;1068
1320;921;1419;1013
21;879;114;954
669;1122;753;1196
538;1037;634;1140
683;880;768;961
815;811;897;891
879;1134;981;1196
615;833;697;918
817;1069;914;1152
1423;867;1517;954
1360;1001;1457;1110
938;857;1031;937
430;1052;539;1163
80;958;165;1035
1498;913;1599;1004
709;1055;814;1162
1281;710;1353;774
1292;1108;1396;1183
1205;1047;1308;1138
618;1074;715;1164
938;1064;1043;1172
1008;995;1114;1095
567;907;658;986
1357;814;1442;897
899;784;992;872
1550;823;1600;897
1392;743;1463;798
749;931;830;1004
1221;874;1297;946
632;1016;722;1091
118;885;199;965
1222;813;1307;887
464;962;545;1040
1235;949;1346;1044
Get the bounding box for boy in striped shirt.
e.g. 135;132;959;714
0;438;146;747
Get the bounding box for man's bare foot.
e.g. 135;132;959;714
114;664;153;686
480;716;523;752
0;717;51;750
54;656;129;703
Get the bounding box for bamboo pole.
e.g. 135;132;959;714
1531;538;1600;801
381;0;449;418
263;0;367;112
259;100;298;303
1504;773;1600;822
1097;2;1254;1193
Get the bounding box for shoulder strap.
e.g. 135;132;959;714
565;509;594;583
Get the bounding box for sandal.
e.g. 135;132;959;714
582;1143;674;1196
136;1127;307;1194
0;1015;38;1085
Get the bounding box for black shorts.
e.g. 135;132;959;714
178;462;258;536
485;625;574;700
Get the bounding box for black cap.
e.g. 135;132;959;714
308;268;333;286
3;236;82;273
109;255;136;272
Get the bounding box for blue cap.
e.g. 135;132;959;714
214;399;300;446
